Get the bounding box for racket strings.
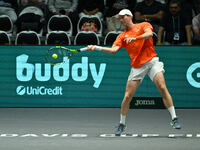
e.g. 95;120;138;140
46;47;78;65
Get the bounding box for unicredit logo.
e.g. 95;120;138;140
16;86;63;95
16;86;26;95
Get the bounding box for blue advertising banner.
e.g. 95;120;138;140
0;46;199;108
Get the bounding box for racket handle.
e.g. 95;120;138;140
79;47;88;51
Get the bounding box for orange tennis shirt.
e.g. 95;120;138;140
113;22;157;68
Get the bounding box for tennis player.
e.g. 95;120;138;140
86;9;181;136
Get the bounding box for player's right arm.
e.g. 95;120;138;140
87;32;123;54
87;45;120;54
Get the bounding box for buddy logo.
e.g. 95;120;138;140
16;54;106;88
186;62;200;88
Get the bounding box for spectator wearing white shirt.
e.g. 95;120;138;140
48;0;79;35
0;0;18;23
16;0;46;33
192;13;200;45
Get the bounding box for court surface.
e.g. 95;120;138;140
0;108;199;150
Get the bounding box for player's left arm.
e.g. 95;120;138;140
124;27;153;43
142;28;154;39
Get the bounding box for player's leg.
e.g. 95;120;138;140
153;72;181;129
115;64;149;136
148;58;181;129
121;79;140;116
115;79;140;136
153;72;173;108
115;65;148;136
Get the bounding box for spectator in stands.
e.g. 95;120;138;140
180;0;194;20
134;0;165;33
192;13;200;45
194;0;200;14
154;0;166;4
78;0;104;20
105;0;136;18
48;0;79;35
16;0;46;33
167;0;197;17
156;0;192;45
137;0;166;3
0;0;18;23
19;0;46;15
104;0;136;34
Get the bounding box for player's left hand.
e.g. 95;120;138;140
124;38;136;44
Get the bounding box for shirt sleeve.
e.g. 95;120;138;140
183;13;192;26
113;33;124;48
160;12;168;28
68;0;78;12
48;0;56;13
143;22;153;32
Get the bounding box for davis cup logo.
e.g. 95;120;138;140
186;62;200;88
16;86;26;95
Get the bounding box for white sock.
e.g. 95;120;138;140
120;114;126;125
168;106;177;120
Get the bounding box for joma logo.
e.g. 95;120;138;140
135;100;155;106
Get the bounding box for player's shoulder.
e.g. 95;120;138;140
137;22;151;26
136;22;153;29
117;31;126;38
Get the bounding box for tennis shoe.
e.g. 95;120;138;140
170;117;181;129
115;123;126;136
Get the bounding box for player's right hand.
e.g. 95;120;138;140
87;45;96;51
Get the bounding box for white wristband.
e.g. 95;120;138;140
95;46;102;51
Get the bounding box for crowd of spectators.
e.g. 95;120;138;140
0;0;199;45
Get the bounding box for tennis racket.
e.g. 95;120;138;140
45;46;87;65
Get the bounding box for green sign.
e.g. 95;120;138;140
0;46;199;108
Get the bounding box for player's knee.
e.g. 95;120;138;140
158;84;167;94
123;94;132;103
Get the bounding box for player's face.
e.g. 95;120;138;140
119;15;131;27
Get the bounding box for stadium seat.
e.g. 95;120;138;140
0;15;13;34
20;22;42;34
77;16;103;37
104;31;122;45
45;31;71;45
74;31;100;45
0;31;11;45
15;30;41;45
47;15;73;37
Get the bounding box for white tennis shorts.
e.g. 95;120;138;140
128;57;165;82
